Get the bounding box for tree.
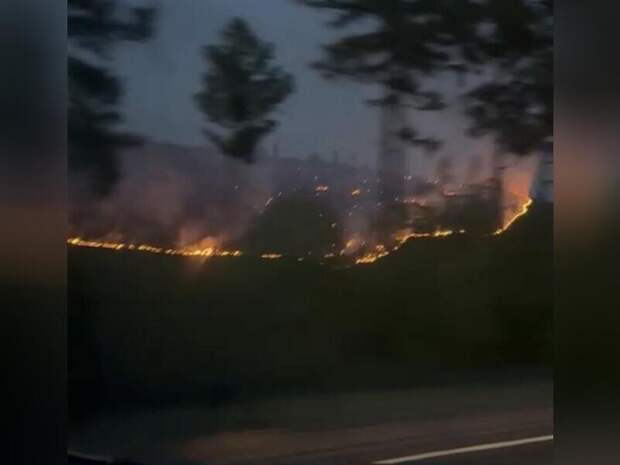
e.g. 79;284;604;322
296;0;481;122
242;194;341;257
296;0;483;234
68;0;156;197
463;0;552;157
459;0;552;226
195;18;294;163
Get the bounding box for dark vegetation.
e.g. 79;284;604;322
69;202;552;423
195;17;294;163
240;194;342;257
68;0;156;197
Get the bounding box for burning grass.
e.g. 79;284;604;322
68;197;533;265
68;200;552;421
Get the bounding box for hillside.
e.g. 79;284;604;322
68;202;553;421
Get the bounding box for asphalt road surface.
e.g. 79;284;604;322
70;435;553;465
70;381;553;465
202;411;553;465
379;441;553;465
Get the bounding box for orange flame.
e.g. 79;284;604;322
67;237;242;258
68;197;533;265
493;197;533;235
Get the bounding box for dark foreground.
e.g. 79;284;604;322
68;203;552;464
69;379;552;465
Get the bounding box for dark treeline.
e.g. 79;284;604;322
68;0;156;197
69;0;552;198
298;0;552;156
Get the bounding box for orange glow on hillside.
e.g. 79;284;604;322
68;196;533;265
493;197;533;235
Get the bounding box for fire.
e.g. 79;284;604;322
351;188;361;196
393;228;456;245
68;197;533;265
355;244;389;264
354;228;459;265
67;237;242;258
493;197;533;235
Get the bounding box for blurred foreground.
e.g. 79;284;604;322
68;202;552;464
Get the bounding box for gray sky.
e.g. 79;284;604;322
114;0;496;174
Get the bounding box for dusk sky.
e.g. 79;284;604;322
114;0;500;175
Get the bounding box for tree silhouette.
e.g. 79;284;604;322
195;18;294;163
463;0;552;157
296;0;483;234
458;0;552;226
242;194;341;257
68;0;156;197
296;1;484;148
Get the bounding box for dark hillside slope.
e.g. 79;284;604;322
68;203;553;421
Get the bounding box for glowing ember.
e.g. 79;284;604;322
340;237;365;256
68;197;534;266
403;197;426;206
260;253;283;259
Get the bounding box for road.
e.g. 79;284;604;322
376;441;553;465
242;439;554;465
70;439;552;465
184;409;552;465
70;381;552;465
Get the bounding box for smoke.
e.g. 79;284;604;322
502;153;541;225
69;141;273;248
68;140;544;256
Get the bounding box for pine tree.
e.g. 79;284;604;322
68;0;156;197
195;18;294;163
297;0;483;234
464;0;552;157
462;0;552;227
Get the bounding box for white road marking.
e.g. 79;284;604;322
67;450;114;463
373;434;554;464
